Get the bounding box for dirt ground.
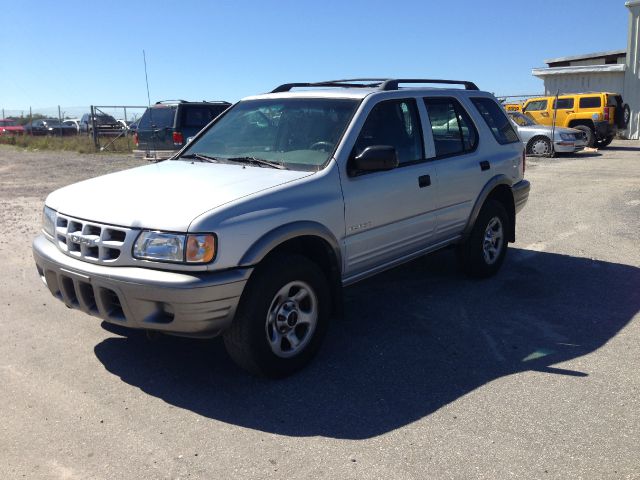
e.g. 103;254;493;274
1;142;639;479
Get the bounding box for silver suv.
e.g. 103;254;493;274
33;78;530;377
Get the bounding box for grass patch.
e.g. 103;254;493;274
0;134;134;154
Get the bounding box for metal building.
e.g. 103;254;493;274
531;1;640;139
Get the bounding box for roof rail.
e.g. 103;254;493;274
271;78;479;93
379;79;479;91
154;99;188;104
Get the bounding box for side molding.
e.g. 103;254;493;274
239;221;342;270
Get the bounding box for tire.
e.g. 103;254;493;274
622;104;631;130
223;253;331;378
457;200;510;278
573;125;595;148
526;136;554;157
596;135;614;148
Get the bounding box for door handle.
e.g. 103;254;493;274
418;175;431;188
480;161;490;171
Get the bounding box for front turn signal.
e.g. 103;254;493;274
186;234;216;263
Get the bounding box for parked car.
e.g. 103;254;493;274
79;113;125;136
507;111;586;156
62;119;80;132
134;100;231;160
24;119;77;136
521;92;630;148
0;119;25;135
33;78;529;377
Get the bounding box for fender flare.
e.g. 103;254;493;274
461;174;515;242
239;221;342;270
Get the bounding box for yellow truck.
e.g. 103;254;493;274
521;92;630;148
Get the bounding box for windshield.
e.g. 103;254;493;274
95;115;117;124
508;112;536;127
181;98;359;170
43;119;62;126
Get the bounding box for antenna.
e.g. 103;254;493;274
142;50;157;161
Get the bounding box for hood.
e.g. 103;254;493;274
518;124;582;136
46;160;313;231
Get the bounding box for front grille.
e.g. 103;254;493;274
54;213;134;265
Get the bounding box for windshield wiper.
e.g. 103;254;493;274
225;156;287;170
180;153;222;163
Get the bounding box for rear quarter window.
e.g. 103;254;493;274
579;97;602;108
471;98;520;145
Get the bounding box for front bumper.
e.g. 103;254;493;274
513;179;530;213
554;139;586;153
33;234;251;338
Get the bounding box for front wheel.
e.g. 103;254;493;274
457;200;509;278
526;136;554;157
573;125;595;148
223;253;331;377
596;135;614;148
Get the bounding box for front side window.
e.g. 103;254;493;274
352;99;423;165
472;97;520;145
424;97;478;157
579;97;602;108
524;100;548;112
182;98;358;170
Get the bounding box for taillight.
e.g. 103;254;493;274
173;131;184;146
604;107;610;121
522;149;526;175
134;132;138;147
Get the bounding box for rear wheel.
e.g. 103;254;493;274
457;200;509;278
573;125;595;148
223;253;330;377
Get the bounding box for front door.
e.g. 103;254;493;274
340;98;438;281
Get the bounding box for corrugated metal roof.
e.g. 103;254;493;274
544;49;626;65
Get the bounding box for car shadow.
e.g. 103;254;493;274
604;145;640;152
94;248;640;440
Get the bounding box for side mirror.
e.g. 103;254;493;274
351;145;399;174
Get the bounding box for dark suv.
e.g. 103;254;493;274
79;113;124;137
134;100;231;160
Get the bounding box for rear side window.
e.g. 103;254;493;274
424;97;478;157
524;100;548;111
181;106;226;129
553;98;574;109
579;97;601;108
471;98;520;145
138;106;177;129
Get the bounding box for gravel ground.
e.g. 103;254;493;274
1;142;639;479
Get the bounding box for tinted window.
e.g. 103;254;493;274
181;106;227;129
553;98;574;109
353;99;423;165
524;100;548;111
579;97;601;108
138;106;177;129
424;97;478;157
472;98;519;145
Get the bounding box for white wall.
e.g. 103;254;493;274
544;72;626;95
624;1;640;139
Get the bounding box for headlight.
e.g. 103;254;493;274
559;133;574;141
42;206;56;237
133;231;216;263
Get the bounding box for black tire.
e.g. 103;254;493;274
457;200;510;278
526;136;554;157
573;125;595;148
622;104;631;130
223;253;331;378
596;135;614;148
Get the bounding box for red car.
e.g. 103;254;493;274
0;119;25;135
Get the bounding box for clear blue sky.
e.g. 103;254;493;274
0;0;630;114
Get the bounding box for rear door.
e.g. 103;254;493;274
136;105;177;151
551;96;575;127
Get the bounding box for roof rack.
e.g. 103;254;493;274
271;78;479;93
154;99;188;104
